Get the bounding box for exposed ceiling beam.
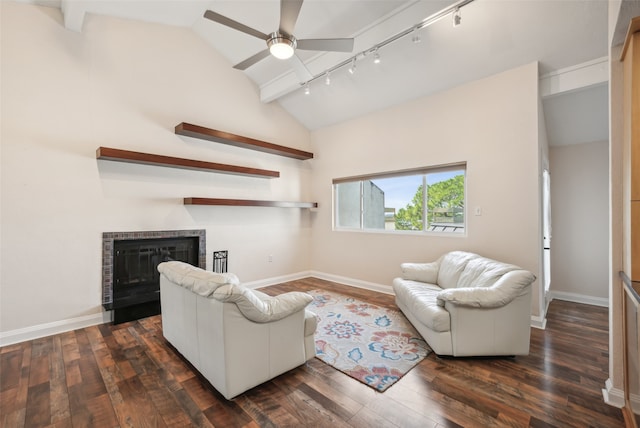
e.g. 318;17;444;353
539;56;608;98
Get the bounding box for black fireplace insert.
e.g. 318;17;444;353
111;236;199;323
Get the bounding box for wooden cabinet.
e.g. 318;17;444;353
621;17;640;427
623;18;640;281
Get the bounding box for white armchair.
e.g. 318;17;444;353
392;251;536;357
158;261;317;399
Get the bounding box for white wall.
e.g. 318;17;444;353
0;3;313;335
309;62;543;317
549;141;609;301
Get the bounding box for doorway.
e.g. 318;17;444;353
542;169;552;310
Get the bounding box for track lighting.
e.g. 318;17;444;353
298;0;474;95
373;48;381;64
411;27;421;43
348;58;356;75
453;7;461;27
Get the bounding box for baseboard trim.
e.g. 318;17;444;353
1;271;559;346
603;378;625;408
548;291;609;307
530;315;547;330
244;271;313;289
308;271;395;295
0;311;113;347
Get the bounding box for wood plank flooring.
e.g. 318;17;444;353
0;277;624;427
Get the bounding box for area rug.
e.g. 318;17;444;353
307;289;431;392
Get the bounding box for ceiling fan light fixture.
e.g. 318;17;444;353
267;32;297;60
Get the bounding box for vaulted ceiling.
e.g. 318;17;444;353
32;0;610;144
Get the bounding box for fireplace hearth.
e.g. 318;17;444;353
102;229;206;324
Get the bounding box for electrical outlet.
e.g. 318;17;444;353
268;255;273;263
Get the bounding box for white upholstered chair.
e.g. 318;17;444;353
393;251;536;357
157;261;317;399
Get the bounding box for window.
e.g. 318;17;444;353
334;164;466;233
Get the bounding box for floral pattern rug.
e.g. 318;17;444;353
308;289;431;392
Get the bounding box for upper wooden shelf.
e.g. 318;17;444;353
175;122;314;161
184;198;318;209
96;147;279;178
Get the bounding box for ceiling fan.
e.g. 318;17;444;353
203;0;355;82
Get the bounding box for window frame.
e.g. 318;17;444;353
332;162;467;235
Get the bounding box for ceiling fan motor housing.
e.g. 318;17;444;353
267;32;297;59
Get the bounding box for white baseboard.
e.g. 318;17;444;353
0;271;316;347
0;311;112;347
548;291;609;307
530;315;547;330
2;271;570;347
244;271;313;289
308;271;394;295
603;378;625;408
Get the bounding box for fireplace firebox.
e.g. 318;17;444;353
102;229;206;324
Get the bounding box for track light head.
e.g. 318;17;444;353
325;72;331;86
304;83;310;95
411;27;421;43
453;7;461;27
348;58;357;75
373;48;381;64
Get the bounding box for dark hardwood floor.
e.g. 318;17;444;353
0;277;624;427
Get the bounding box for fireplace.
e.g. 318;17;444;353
102;229;206;324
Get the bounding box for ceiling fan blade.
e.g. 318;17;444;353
279;0;303;35
204;10;269;40
289;54;313;82
297;38;354;53
233;49;272;70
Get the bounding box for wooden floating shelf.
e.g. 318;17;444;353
175;122;314;161
96;147;279;179
184;198;318;209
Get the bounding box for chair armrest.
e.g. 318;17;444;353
437;270;535;308
401;262;439;283
157;261;240;297
214;284;313;323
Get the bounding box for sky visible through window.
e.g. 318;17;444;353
370;171;460;212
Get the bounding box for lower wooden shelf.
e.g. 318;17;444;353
184;198;318;208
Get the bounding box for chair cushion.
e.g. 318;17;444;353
392;278;450;332
400;262;439;283
437;251;477;289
